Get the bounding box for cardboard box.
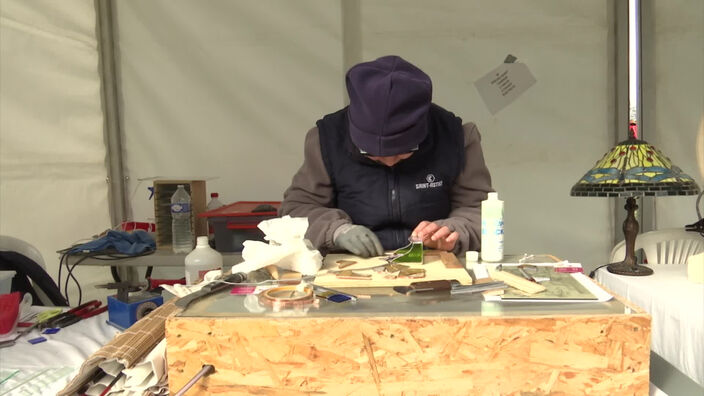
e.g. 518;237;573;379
153;180;207;250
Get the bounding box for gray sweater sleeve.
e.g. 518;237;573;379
279;127;351;250
280;123;493;255
433;122;493;255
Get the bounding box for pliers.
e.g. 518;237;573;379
42;300;107;329
0;308;62;348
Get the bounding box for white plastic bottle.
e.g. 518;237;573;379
465;250;479;270
171;185;194;253
481;192;504;262
206;192;224;244
185;236;223;285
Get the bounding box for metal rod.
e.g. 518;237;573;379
628;0;642;131
95;0;129;227
174;365;215;396
341;0;362;104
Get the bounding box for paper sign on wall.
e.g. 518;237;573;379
474;55;536;114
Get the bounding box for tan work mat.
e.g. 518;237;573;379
314;253;473;288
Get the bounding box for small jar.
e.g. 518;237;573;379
465;250;479;269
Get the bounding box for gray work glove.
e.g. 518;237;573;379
333;225;384;257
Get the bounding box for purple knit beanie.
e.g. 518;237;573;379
346;55;432;156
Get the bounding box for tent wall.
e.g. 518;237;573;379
0;0;112;304
114;0;343;210
115;0;615;274
648;0;703;228
357;0;614;270
114;0;344;281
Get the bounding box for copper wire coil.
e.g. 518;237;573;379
258;285;315;310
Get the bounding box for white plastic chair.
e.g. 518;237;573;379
0;235;46;269
0;235;67;305
610;228;704;265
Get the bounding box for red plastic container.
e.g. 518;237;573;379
198;201;280;252
120;221;156;232
0;292;21;335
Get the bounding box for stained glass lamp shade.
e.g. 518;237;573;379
571;129;700;275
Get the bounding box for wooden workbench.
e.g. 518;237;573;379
165;282;650;395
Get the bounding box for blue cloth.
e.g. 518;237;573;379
69;230;155;255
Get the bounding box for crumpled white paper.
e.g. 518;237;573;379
121;338;167;393
88;339;168;395
231;216;322;276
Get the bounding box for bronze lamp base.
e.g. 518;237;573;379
607;261;653;276
608;197;653;276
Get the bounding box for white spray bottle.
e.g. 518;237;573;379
481;192;504;262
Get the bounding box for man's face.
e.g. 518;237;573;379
366;152;414;167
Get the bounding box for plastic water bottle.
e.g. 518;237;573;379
481;192;504;262
206;192;224;245
185;236;223;285
171;185;193;253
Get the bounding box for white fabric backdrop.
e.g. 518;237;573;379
0;0;701;302
115;0;614;274
650;0;703;228
357;0;613;273
114;0;344;217
0;0;113;303
114;0;344;279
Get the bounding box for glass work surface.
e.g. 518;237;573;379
178;288;632;319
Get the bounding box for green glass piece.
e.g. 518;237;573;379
392;241;424;263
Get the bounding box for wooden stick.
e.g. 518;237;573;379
488;268;546;294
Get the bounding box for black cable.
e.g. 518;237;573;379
685;190;704;238
697;190;703;238
58;246;156;306
57;245;81;305
64;251;74;304
145;266;153;279
588;264;610;278
55;246;74;303
57;252;65;303
62;252;70;305
66;257;87;305
64;255;88;306
110;266;122;283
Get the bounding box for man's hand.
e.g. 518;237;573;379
411;221;459;251
334;225;384;257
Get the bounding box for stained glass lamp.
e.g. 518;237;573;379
571;125;700;276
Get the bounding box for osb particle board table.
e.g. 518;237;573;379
165;276;651;396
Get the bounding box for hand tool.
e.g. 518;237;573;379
0;308;63;348
489;267;546;294
517;264;538;283
43;300;107;329
393;280;506;295
175;272;247;309
174;365;215;396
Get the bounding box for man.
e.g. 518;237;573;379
280;55;493;257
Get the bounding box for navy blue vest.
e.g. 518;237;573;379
317;104;465;249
